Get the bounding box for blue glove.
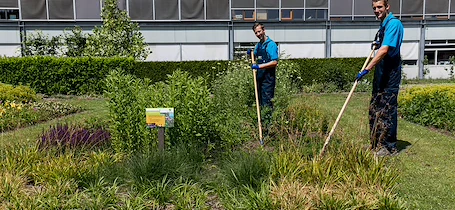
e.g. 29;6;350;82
246;49;252;56
371;41;380;50
356;69;370;81
251;64;260;70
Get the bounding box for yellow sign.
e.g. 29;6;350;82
145;108;174;128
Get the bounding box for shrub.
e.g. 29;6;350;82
399;85;455;131
0;83;38;103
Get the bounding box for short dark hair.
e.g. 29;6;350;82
372;0;388;6
252;23;264;31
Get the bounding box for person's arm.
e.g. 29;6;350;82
365;46;389;70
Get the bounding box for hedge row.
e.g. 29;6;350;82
0;56;366;95
399;85;455;132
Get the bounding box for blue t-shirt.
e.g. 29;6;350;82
254;36;278;64
380;13;404;58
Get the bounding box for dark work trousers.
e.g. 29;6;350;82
369;55;401;149
256;67;276;130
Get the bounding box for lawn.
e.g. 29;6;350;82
308;92;455;210
1;92;454;209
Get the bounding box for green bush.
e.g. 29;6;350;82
399;85;455;131
0;83;38;103
105;69;216;153
0;56;365;95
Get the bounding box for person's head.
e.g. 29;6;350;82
252;23;266;42
372;0;390;21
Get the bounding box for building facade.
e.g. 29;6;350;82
1;0;455;79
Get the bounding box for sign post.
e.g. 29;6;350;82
146;108;174;151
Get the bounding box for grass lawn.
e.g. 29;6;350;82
307;92;455;210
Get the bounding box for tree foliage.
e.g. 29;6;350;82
83;0;149;60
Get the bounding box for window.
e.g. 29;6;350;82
20;0;47;19
354;0;372;16
232;0;254;8
425;0;449;14
330;0;352;16
155;0;178;20
256;0;279;8
182;0;204;20
129;0;154;20
76;0;101;19
0;9;19;20
49;0;74;20
256;9;279;21
306;0;328;8
389;0;400;16
452;0;455;14
402;0;423;15
232;9;255;21
207;0;229;19
281;9;294;21
0;0;18;8
305;9;327;20
281;0;303;8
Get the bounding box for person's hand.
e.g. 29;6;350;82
251;64;260;70
246;49;253;56
356;69;370;81
371;41;380;50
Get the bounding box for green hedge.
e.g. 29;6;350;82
0;56;366;95
399;85;455;132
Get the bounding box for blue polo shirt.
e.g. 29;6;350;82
380;13;404;58
254;36;279;64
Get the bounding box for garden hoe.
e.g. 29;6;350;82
319;49;375;158
251;51;264;146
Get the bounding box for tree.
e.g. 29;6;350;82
22;30;62;56
84;0;150;60
62;26;87;57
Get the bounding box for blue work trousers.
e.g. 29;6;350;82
256;68;276;126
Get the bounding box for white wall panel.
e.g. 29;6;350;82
331;43;371;58
401;42;419;60
182;44;228;61
280;43;325;58
142;28;228;43
146;45;180;61
426;27;455;40
404;27;420;41
332;28;378;42
0;45;21;57
0;30;20;43
235;28;325;43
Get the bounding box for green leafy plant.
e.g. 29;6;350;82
84;0;149;60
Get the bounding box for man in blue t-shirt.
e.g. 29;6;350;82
355;0;404;156
247;23;279;132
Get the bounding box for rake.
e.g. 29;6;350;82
250;51;264;145
319;49;375;158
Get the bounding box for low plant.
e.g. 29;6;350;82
0;83;38;103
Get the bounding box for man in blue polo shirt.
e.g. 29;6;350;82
355;0;404;156
247;23;279;134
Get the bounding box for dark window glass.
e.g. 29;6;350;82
232;0;254;8
389;0;400;16
7;9;19;19
306;0;328;8
75;0;101;19
330;0;352;15
0;0;18;8
49;0;74;19
426;0;449;14
182;0;204;19
354;0;372;16
0;10;5;19
281;0;303;8
256;9;279;20
305;9;327;20
129;0;153;20
402;0;423;14
207;0;229;19
452;0;455;13
293;9;304;20
20;0;46;19
257;0;279;8
155;0;178;20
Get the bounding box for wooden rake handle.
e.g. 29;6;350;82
319;49;375;158
251;51;263;144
